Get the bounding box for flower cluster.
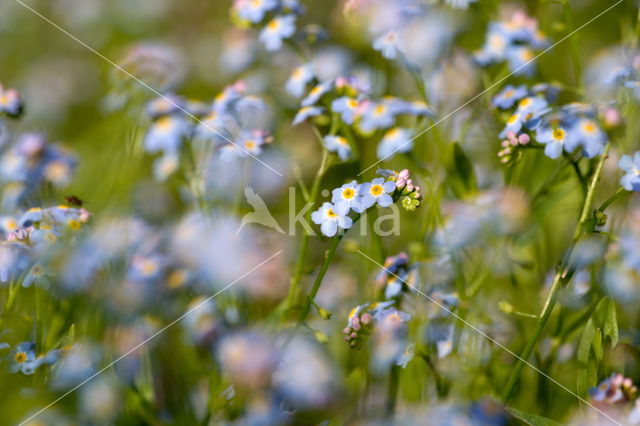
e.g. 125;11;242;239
0;133;77;208
589;374;640;424
291;72;433;160
312;170;422;237
375;252;417;299
343;255;415;370
475;11;549;76
0;85;76;209
590;373;638;405
0;205;90;286
231;0;304;51
143;80;272;180
342;301;384;348
492;84;608;161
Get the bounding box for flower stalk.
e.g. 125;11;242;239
502;144;611;400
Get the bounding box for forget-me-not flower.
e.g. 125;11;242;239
259;15;296;51
360;177;396;209
286;63;314;98
492;85;528;110
292;106;324;125
536;126;569;159
619;152;640;191
331;97;360;125
377;127;413;160
567;118;607;158
311;202;353;237
301;80;333;107
373;31;402;60
234;0;278;24
331;180;364;214
0;84;23;118
323;135;351;160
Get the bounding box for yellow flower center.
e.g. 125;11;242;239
553;129;565;140
245;140;256;149
342;188;355;199
582;122;596;134
268;19;279;30
504;89;514;98
15;352;27;363
507;114;518;124
348;99;358;108
370;185;383;196
335;136;348;146
518;98;532;109
374;105;386;116
156;116;173;131
520;49;534;61
326;209;337;218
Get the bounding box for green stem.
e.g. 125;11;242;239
286;147;330;311
296;235;343;325
562;0;584;93
598;187;629;212
502;144;610;401
385;365;400;418
0;280;19;331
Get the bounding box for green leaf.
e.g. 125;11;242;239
506;407;563;426
600;296;619;347
447;142;477;198
592;328;603;362
576;296;620;396
577;318;596;396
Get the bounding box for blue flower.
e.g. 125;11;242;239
237;130;268;156
331;96;360;125
311;202;353;237
492;85;528;110
589;373;637;404
377;127;413;160
234;0;278;24
331;180;364;214
145;94;185;119
498;112;524;139
323;135;351;160
360;177;396;209
618;152;640;191
536;126;569;159
144;115;193;155
566;118;607;158
506;46;535;76
301;80;333;107
259;15;296;51
286;63;314;98
10;342;36;374
0;84;23;118
359;101;396;133
373;31;401;60
292;106;324;125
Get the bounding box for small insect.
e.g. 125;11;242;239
64;195;84;207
